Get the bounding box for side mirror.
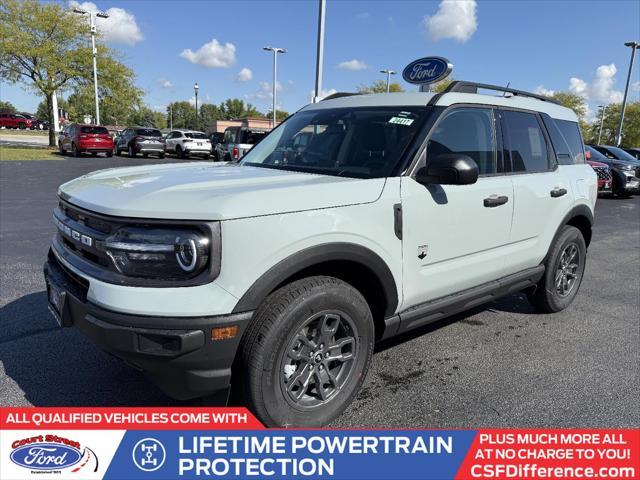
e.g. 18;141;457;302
415;154;479;186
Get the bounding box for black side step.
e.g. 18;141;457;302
381;265;544;340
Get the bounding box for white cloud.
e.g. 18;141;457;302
632;81;640;92
158;78;173;89
423;0;477;43
309;88;337;102
338;59;368;71
69;1;143;45
236;67;253;82
533;85;555;96
180;39;236;68
255;81;283;100
569;63;623;103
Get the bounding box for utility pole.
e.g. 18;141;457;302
616;41;639;146
380;69;397;93
263;47;286;128
73;7;109;125
597;105;606;145
313;0;326;103
194;83;199;130
169;103;173;130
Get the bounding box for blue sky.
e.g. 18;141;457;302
2;0;639;121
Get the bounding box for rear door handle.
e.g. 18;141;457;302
483;195;509;208
550;187;567;198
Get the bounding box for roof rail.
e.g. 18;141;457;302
443;81;561;105
321;92;360;101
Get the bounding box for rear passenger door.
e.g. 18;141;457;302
501;109;574;274
400;106;514;309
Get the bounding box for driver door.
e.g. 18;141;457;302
400;106;514;310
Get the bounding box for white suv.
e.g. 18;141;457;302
44;82;597;427
164;129;211;159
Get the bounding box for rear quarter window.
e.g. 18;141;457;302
554;119;584;164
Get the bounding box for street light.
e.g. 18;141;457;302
380;69;397;93
194;82;199;130
73;7;109;125
597;105;607;145
616;41;639;146
313;0;326;103
263;46;286;128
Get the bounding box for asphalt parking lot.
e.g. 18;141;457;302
0;155;638;428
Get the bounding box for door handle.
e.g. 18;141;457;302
483;195;509;208
550;187;567;198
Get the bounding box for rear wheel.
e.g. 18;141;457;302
236;276;374;427
143;153;149;158
158;153;165;159
59;143;66;155
128;145;136;158
528;225;586;313
18;123;25;129
176;145;185;159
71;143;80;157
106;151;113;158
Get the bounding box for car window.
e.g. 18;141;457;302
504;110;550;173
603;146;638;162
135;128;162;137
427;107;499;175
80;126;109;134
239;130;268;145
185;132;207;139
242;106;428;179
586;146;609;162
555;120;584;164
223;129;235;143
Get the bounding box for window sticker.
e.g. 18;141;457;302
388;117;415;126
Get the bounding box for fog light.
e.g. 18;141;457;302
211;325;238;341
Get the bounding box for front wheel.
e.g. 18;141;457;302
528;225;586;313
236;276;374;427
71;143;80;157
128;145;136;158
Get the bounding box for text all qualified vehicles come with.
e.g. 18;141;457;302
44;82;597;427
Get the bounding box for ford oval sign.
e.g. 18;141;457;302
402;57;453;85
10;444;82;471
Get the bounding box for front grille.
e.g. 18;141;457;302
593;166;612;181
636;167;640;179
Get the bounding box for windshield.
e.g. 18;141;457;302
185;132;208;139
80;126;109;134
136;128;162;137
606;146;639;163
241;106;428;178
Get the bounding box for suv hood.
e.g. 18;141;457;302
59;163;385;220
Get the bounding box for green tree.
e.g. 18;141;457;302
357;80;405;94
36;97;70;121
199;103;222;131
265;109;290;121
539;91;589;137
126;106;167;128
0;0;92;146
585;102;640;147
431;78;454;93
0;100;16;112
166;101;194;129
219;98;261;120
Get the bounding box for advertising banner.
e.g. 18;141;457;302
1;408;638;480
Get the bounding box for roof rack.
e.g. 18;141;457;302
442;81;561;105
321;92;360;101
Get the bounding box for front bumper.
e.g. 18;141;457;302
43;251;252;400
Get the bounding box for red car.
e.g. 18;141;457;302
0;112;33;129
587;158;612;193
58;124;113;157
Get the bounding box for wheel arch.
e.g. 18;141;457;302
546;204;593;263
232;243;399;339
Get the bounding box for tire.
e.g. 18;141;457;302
18;123;25;129
91;152;98;156
128;145;136;158
236;276;374;427
71;143;80;157
143;153;149;158
115;147;121;156
528;225;586;313
158;153;165;159
59;143;66;155
176;145;185;159
106;151;113;158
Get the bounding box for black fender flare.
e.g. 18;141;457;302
232;242;399;316
544;204;594;262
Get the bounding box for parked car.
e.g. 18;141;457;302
214;126;268;162
45;80;596;427
114;127;165;158
164;129;211;159
58;124;114;157
585;146;639;197
19;113;46;130
0;112;32;129
623;147;640;160
586;158;612;194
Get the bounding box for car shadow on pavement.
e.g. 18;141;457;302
0;291;198;406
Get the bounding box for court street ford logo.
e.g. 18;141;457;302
10;440;82;471
402;56;453;85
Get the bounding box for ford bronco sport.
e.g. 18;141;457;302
44;81;597;427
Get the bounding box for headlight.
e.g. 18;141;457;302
620;164;633;171
104;227;210;280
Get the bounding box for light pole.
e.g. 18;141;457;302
263;46;286;128
616;41;639;146
169;103;173;130
194;82;199;130
73;7;109;125
380;69;397;93
597;105;607;145
313;0;326;103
